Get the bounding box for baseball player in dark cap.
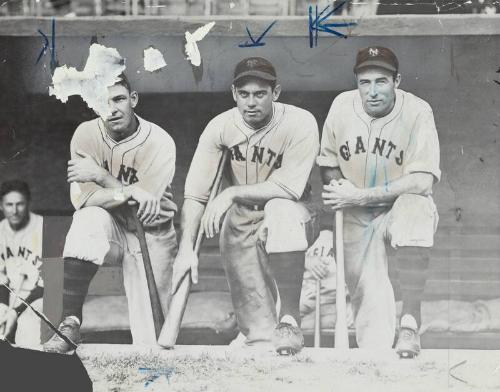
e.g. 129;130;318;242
318;46;440;357
172;57;319;354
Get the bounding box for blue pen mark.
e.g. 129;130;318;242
308;2;357;48
36;18;57;70
138;367;175;387
238;20;277;48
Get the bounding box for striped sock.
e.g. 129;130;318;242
61;258;98;324
397;247;430;328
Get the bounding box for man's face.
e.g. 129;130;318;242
356;68;401;118
103;84;138;137
0;191;29;230
232;79;281;129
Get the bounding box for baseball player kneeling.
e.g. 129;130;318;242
43;74;178;353
318;47;440;358
172;57;319;354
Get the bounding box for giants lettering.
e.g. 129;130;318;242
339;136;404;166
117;165;139;184
231;145;283;168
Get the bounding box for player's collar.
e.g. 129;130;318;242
235;102;284;137
100;114;144;146
354;89;404;125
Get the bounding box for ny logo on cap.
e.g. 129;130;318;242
246;59;259;68
368;48;379;57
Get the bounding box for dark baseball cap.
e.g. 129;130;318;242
354;46;399;74
233;57;277;84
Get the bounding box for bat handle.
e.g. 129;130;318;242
314;279;321;348
334;209;349;349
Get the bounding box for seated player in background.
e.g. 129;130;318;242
0;180;44;347
43;74;178;353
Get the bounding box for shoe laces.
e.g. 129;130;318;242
400;327;416;339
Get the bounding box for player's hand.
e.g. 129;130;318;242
0;308;18;337
171;246;199;294
201;189;234;238
130;187;161;225
322;179;366;210
67;150;106;184
305;257;329;280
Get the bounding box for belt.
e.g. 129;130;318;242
239;203;264;211
144;219;173;234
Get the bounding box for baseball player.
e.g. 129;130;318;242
172;57;319;353
43;74;178;353
0;180;44;347
318;46;440;357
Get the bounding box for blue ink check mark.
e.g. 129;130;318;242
238;20;277;48
138;367;175;387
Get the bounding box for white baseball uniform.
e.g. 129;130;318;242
0;212;44;345
185;102;320;344
63;115;177;344
318;89;440;347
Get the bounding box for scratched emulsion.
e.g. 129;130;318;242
184;21;215;67
49;43;125;117
143;46;167;72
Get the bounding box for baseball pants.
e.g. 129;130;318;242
220;198;319;345
63;206;177;344
343;194;438;348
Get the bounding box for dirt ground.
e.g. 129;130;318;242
78;344;500;392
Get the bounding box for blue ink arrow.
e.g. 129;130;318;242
36;18;57;71
238;20;277;48
309;2;357;48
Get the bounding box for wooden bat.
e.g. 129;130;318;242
314;279;321;348
334;209;349;349
131;204;164;339
158;149;229;349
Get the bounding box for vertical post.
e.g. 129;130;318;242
132;0;138;16
204;0;211;15
334;209;349;348
314;279;321;347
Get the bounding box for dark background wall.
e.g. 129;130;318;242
1;18;499;230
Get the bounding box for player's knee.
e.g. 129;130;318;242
72;206;113;229
388;194;438;248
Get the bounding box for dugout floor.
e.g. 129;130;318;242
77;344;500;392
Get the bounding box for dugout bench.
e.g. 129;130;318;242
40;212;500;349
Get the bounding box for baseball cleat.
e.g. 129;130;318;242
396;326;420;359
272;322;304;356
43;316;81;354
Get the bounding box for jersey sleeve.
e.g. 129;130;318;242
133;131;176;201
317;99;340;168
403;109;441;183
184;117;225;203
69;123;102;210
268;114;320;200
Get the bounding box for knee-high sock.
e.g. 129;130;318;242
269;252;305;326
61;258;98;324
397;247;430;327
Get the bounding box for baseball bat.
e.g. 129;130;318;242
334;210;349;349
158;149;229;349
314;279;321;348
131;204;164;339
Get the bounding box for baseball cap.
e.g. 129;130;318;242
354;46;399;74
233;57;277;84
